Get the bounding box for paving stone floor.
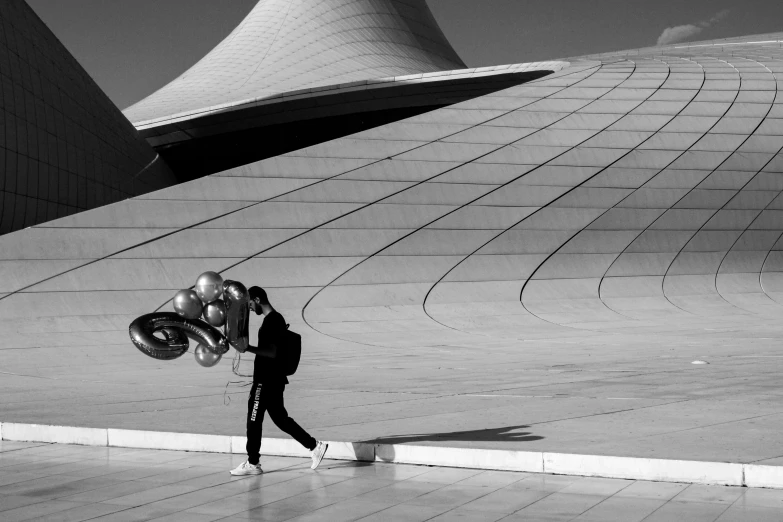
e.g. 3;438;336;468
1;441;782;522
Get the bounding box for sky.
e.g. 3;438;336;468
26;0;783;111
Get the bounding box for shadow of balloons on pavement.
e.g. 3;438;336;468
361;425;544;445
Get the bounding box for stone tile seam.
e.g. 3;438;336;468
1;421;781;489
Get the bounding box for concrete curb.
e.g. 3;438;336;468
2;422;782;489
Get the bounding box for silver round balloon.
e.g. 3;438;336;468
202;299;227;328
173;289;202;320
194;343;222;368
195;271;224;303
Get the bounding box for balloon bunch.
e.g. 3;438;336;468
128;271;251;368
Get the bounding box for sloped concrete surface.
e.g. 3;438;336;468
3;35;783;473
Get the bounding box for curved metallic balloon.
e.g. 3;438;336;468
129;313;189;360
203;299;227;327
173;289;203;320
223;280;250;353
195;271;224;303
160;327;189;349
129;313;228;361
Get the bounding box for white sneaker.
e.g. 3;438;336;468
311;441;328;470
230;460;263;476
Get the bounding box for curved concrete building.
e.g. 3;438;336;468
122;0;553;178
0;0;176;234
3;1;783;471
124;0;467;126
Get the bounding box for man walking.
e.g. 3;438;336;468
230;287;328;475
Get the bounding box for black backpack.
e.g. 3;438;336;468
277;326;301;376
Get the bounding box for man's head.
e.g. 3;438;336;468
248;286;269;315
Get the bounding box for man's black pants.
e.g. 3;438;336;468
246;381;316;465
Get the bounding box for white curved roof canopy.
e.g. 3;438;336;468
124;0;467;126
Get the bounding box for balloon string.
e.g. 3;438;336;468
232;350;253;378
223;379;252;405
224;350;253;406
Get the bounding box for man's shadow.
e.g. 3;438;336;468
360;425;544;445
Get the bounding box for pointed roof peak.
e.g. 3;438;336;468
125;0;466;124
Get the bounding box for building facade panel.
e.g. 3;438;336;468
0;0;175;234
